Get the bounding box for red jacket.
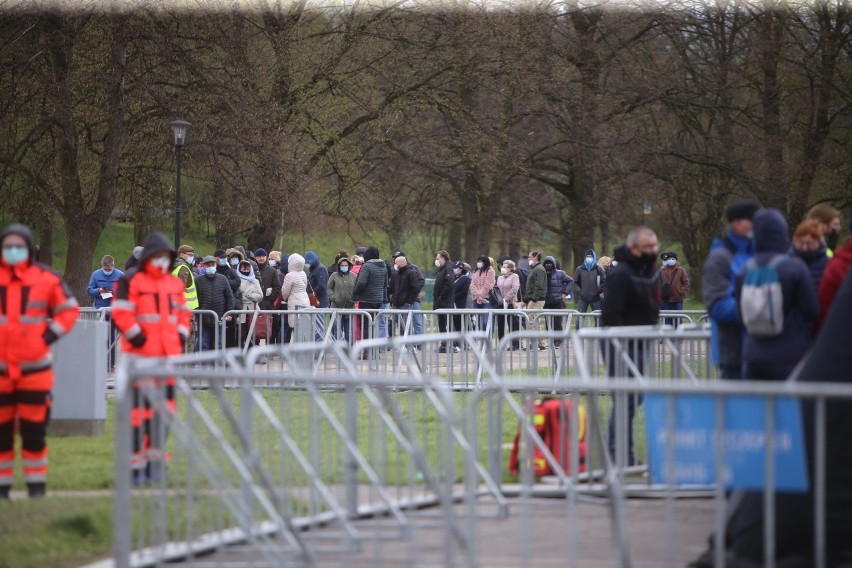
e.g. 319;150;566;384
112;262;190;357
817;237;852;329
0;245;79;379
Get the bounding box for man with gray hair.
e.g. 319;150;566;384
87;255;124;309
602;225;661;465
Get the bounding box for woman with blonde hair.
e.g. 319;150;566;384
497;259;522;350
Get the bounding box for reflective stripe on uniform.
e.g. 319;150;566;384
20;315;46;324
112;300;136;311
125;323;143;339
53;298;79;313
137;314;161;322
0;316;6;325
27;301;48;309
172;265;199;309
21;355;52;373
177;325;189;338
49;320;65;338
22;457;48;469
23;472;47;483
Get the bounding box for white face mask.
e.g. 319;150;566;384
500;268;507;275
435;259;442;268
150;257;171;274
103;268;114;275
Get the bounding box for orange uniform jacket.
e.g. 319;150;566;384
0;261;79;380
112;265;190;357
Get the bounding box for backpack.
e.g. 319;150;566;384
740;255;785;337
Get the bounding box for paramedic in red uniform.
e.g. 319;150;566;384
0;224;79;499
112;232;190;484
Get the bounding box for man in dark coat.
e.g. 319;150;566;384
353;246;387;342
433;250;456;353
253;248;282;344
214;248;242;348
195;256;235;351
601;226;661;465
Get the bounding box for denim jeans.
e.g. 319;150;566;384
575;298;602;329
378;302;390;339
660;301;683;327
412;300;423;335
474;301;492;331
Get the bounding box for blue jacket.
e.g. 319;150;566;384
544;256;574;304
87;267;125;308
702;231;754;367
736;209;820;366
454;273;471;309
304;251;329;308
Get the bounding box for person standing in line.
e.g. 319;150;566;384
433;250;457;353
280;253;310;341
817;217;852;330
523;250;548;351
0;224;79;498
235;260;264;348
352;247;387;348
172;245;199;352
328;256;356;343
452;261;472;338
702;199;760;380
194;256;235;351
658;252;690;327
543;256;574;347
573;249;605;329
736;209;820;381
112;232;189;485
214;249;241;348
469;255;496;332
791;219;829;294
254;248;282;344
601;226;661;465
806;203;842;256
497;259;522;351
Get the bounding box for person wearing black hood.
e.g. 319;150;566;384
124;246;144;272
0;224;79;498
602;226;661;465
352;246;387;343
112;231;191;485
214;249;242;348
736;209;819;381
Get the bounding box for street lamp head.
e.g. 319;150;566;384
168;120;191;147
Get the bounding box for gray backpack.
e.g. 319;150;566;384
739;255;785;337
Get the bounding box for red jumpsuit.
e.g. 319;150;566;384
112;234;190;480
0;225;79;496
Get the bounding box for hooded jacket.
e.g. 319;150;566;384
454;271;471;309
112;232;190;357
702;230;755;368
281;254;310;327
0;224;79;378
236;261;264;313
601;245;660;327
791;243;829;299
544;256;574;304
574;249;605;302
352;247;387;305
735;209;820;366
304;251;329;308
327;259;356;309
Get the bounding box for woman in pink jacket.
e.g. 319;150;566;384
469;255;496;331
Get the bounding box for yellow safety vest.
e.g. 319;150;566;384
171;263;199;309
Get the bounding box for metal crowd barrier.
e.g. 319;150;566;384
113;339;851;568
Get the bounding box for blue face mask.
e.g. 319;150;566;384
666;259;676;267
230;258;239;267
197;266;206;276
2;246;28;266
188;256;196;267
340;266;349;274
218;259;227;267
584;258;594;269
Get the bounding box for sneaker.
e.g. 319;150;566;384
453;346;461;353
538;345;547;351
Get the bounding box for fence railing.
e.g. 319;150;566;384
113;323;846;568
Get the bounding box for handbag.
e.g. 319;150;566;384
489;284;504;307
249;312;271;340
307;281;321;308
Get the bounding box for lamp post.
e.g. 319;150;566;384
168;120;191;247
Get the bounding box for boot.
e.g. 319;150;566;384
27;482;46;499
0;485;10;500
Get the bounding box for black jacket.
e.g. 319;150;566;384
391;265;419;307
195;273;236;324
217;264;242;305
255;262;282;309
601;245;660;327
433;262;456;309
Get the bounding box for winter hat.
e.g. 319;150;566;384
254;248;268;257
726;199;761;222
392;250;405;259
132;246;144;260
363;246;380;262
355;246;367;255
213;248;226;258
660;252;678;261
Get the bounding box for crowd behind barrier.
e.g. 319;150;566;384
109;319;849;568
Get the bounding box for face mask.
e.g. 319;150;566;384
218;259;227;267
240;271;250;277
150;257;170;274
584;258;594;269
435;259;442;268
230;258;239;267
393;265;399;272
304;262;311;269
103;269;114;275
476;262;484;269
529;259;536;266
186;256;196;267
454;269;461;276
340;266;349;274
2;246;28;266
205;267;217;277
269;260;278;268
666;259;676;267
500;268;507;274
197;266;206;276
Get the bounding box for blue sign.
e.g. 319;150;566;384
643;394;808;492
